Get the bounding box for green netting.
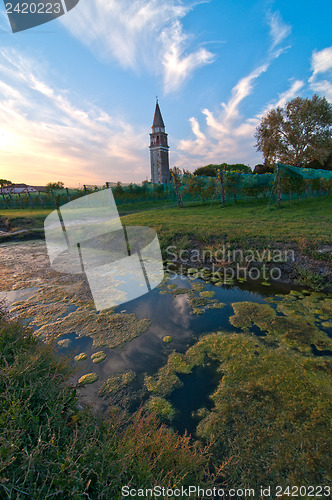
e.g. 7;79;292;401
176;172;275;202
0;165;331;210
278;164;332;180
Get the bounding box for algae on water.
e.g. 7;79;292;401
74;353;87;362
91;351;107;364
99;371;136;397
78;373;98;385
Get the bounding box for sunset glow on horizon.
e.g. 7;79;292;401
0;0;331;186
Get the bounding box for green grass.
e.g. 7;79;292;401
2;196;332;248
0;208;51;231
0;199;171;231
121;195;332;249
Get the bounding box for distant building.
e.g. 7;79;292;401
149;100;170;184
0;184;46;194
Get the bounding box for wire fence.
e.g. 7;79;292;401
1;165;332;211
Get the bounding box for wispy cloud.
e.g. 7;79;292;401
60;0;214;94
0;49;149;186
221;64;269;123
176;11;293;169
309;46;332;102
176;77;304;170
160;20;214;92
267;10;292;51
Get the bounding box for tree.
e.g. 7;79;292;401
0;179;12;187
253;164;274;174
46;181;64;191
227;164;252;173
193;165;217;177
112;181;124;197
255;94;332;168
194;163;252;176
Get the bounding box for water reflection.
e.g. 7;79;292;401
55;276;269;408
0;287;38;306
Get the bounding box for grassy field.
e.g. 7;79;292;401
0;208;51;231
1;195;332;250
121;195;332;249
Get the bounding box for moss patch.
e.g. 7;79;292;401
78;373;98;386
144;352;192;397
230;295;332;354
74;353;87;362
91;351;107;364
207;302;225;309
147;330;332;488
11;302;69;326
170;288;191;296
36;308;151;349
199;290;216;298
191;281;206;292
189;296;214;308
191;308;205;316
98;371;136;397
229;302;276;331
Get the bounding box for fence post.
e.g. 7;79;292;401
50;189;57;208
84;185;87;194
17;193;23;208
172;169;183;208
276;164;281;207
217;169;226;206
27;191;33;208
7;192;13;208
66;187;71;202
38;191;44;208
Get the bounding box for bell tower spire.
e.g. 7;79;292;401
149;100;170;184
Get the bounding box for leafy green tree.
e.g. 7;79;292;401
227;163;252;173
194;163;251;176
307;151;332;170
46;181;64;191
253;163;274;174
194;165;217;177
255;94;332;167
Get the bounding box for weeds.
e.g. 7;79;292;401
295;266;327;291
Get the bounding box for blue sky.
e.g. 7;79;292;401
0;0;331;186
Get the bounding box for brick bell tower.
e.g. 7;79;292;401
150;100;170;184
